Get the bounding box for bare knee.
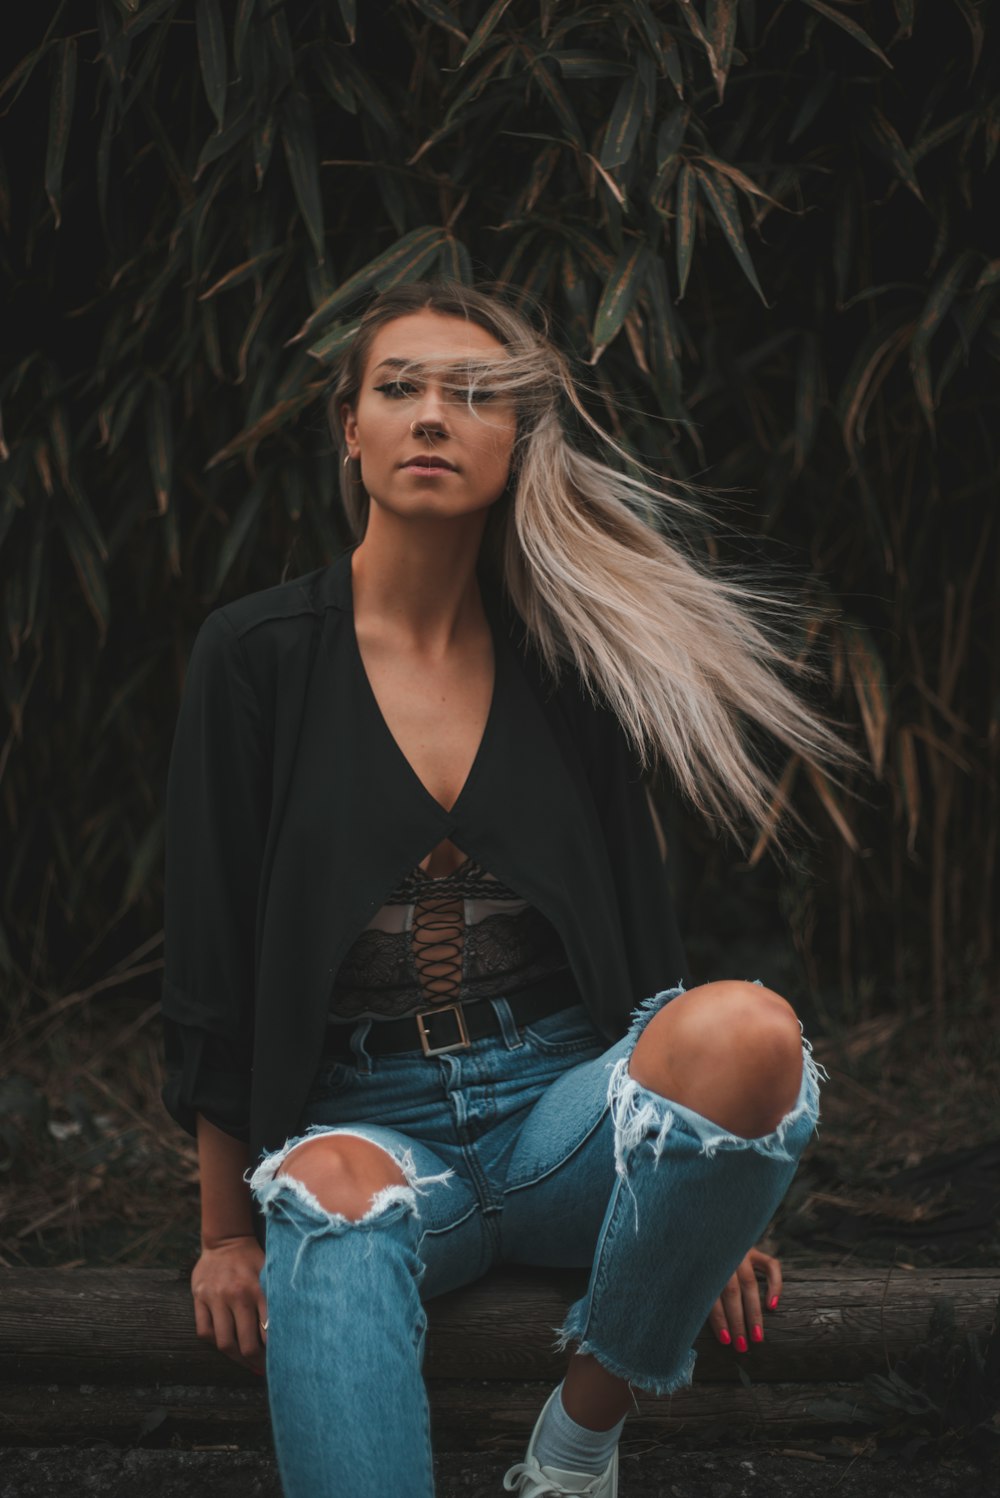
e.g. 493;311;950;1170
276;1135;409;1220
629;981;803;1136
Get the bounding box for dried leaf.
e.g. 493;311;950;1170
707;0;738;101
844;622;890;779
747;755;801;868
896;726;921;856
675;161;697;301
804;760;861;852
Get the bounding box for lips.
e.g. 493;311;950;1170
402;455;456;471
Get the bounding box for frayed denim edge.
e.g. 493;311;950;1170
551;1309;698;1399
246;1124;454;1228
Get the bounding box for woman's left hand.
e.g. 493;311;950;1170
706;1245;781;1353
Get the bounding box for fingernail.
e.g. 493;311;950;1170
735;1334;748;1353
768;1295;779;1310
718;1328;731;1345
751;1324;763;1343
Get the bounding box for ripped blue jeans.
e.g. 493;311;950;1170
249;983;825;1498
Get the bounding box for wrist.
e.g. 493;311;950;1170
200;1228;258;1252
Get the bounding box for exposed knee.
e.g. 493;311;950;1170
276;1135;409;1221
629;981;804;1136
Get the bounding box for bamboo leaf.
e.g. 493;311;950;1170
60;507;110;644
281;92;325;265
122;815;164;908
600;70;644;169
338;0;357;45
234;0;256;74
407;0;468;43
146;381;173;514
198;248;282;300
591;243;648;362
675;161;697;301
707;0;738;101
45;38;76;229
523;49;585;148
892;0;915;41
844;622;890;779
314;50;358;114
909;249;976;431
290;226;449;343
195;100;252;175
800;0;893;69
252;110;276;188
554;52;631;80
693;151;786;210
123;0;178;43
205;390;320;468
438;236;473;284
459;0;515;66
306;319;362;365
793;332;821;475
950;0;984;77
694;165;768;305
196;0;227;130
656;104;689;171
974;258;1000;291
212;471;269;591
865;106;923;203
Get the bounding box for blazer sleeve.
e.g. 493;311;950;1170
587;702;692;1003
161;608;271;1140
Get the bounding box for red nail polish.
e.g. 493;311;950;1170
768;1295;779;1310
751;1324;763;1343
735;1334;748;1353
718;1327;731;1345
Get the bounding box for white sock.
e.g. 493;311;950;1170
531;1380;626;1476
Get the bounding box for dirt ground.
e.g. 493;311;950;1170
0;1445;994;1498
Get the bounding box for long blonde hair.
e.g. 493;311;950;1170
327;281;864;852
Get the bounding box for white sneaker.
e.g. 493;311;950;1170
502;1387;619;1497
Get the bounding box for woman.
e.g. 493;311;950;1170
162;281;855;1498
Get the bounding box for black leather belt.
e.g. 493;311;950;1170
324;971;581;1058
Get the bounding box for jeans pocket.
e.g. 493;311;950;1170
520;1004;605;1055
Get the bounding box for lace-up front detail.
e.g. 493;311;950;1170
329;850;569;1022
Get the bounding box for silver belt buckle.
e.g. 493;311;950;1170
416;1003;471;1056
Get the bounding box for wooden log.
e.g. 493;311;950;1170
0;1379;879;1448
0;1265;995;1389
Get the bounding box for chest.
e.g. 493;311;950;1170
354;627;496;872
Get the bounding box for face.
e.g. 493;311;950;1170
341;310;517;523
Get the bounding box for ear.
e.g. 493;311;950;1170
341;402;359;454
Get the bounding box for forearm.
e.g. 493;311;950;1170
196;1112;255;1246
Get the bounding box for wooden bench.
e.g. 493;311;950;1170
1;1265;996;1450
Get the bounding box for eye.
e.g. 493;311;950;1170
455;387;497;405
373;380;417;398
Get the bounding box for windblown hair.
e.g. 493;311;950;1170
327;280;864;853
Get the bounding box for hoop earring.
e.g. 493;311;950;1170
343;452;352;467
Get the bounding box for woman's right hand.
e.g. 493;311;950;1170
191;1233;268;1375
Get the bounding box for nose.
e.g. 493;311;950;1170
409;381;450;438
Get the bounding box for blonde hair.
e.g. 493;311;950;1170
327;281;864;853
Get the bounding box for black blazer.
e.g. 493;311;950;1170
161;546;689;1177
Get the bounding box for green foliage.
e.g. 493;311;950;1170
0;2;997;1017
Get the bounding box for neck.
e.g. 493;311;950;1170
350;507;490;654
